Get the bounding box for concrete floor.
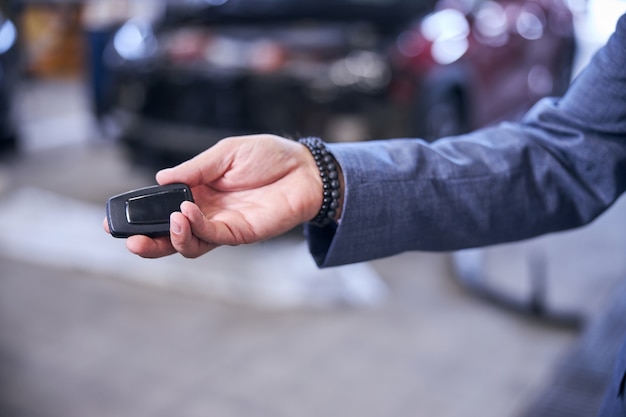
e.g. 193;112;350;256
1;52;626;416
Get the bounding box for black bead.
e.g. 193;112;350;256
298;137;341;227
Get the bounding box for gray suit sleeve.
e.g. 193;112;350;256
305;14;626;267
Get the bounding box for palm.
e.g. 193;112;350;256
190;171;314;243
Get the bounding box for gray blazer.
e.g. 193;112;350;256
306;14;626;269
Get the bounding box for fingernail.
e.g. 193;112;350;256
171;217;182;235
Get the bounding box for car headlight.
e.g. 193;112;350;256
329;50;391;92
0;17;17;55
421;8;470;65
113;19;158;61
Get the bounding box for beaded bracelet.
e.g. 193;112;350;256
298;137;341;227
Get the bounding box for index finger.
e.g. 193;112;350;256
155;141;233;187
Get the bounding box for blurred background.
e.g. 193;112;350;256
1;0;626;416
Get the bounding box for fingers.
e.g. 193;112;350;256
104;207;218;259
155;134;289;187
169;206;218;258
123;202;220;259
104;216;176;258
126;235;177;259
156;139;233;187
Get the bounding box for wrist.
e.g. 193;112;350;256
298;137;344;226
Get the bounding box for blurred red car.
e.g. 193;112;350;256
103;0;576;166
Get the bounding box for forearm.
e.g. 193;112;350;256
305;15;626;267
309;119;626;266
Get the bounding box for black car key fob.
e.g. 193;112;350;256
106;183;194;238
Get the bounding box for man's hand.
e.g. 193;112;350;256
105;134;324;259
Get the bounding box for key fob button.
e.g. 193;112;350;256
106;183;194;238
126;190;188;225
